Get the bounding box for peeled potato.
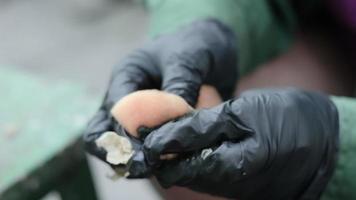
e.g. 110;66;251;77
111;86;222;138
111;89;192;138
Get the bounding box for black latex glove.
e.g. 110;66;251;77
83;19;238;164
128;88;339;200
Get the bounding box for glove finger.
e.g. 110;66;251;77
154;150;207;188
155;141;250;189
104;49;161;110
143;102;253;165
159;19;238;104
126;150;153;178
160;49;211;106
83;109;113;161
126;148;201;180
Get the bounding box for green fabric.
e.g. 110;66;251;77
321;96;356;199
144;0;297;76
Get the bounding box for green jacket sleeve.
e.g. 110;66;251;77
144;0;297;76
322;96;356;199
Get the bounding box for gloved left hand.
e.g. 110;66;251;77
83;18;238;165
128;88;339;200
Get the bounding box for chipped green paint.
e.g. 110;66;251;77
0;66;99;196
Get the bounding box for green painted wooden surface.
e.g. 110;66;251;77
0;66;99;195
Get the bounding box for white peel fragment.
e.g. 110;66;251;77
201;148;213;160
95;131;134;165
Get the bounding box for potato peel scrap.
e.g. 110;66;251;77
95;131;134;165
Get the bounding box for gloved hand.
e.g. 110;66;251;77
128;88;339;200
83;19;238;164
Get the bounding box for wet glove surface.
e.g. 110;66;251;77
129;88;339;200
83;19;238;165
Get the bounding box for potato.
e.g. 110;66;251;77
111;89;192;138
111;86;223;136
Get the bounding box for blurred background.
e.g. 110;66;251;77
0;0;147;92
0;0;162;199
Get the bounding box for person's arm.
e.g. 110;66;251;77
144;0;297;76
322;96;356;199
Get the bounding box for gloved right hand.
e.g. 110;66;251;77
83;18;238;165
128;88;340;199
